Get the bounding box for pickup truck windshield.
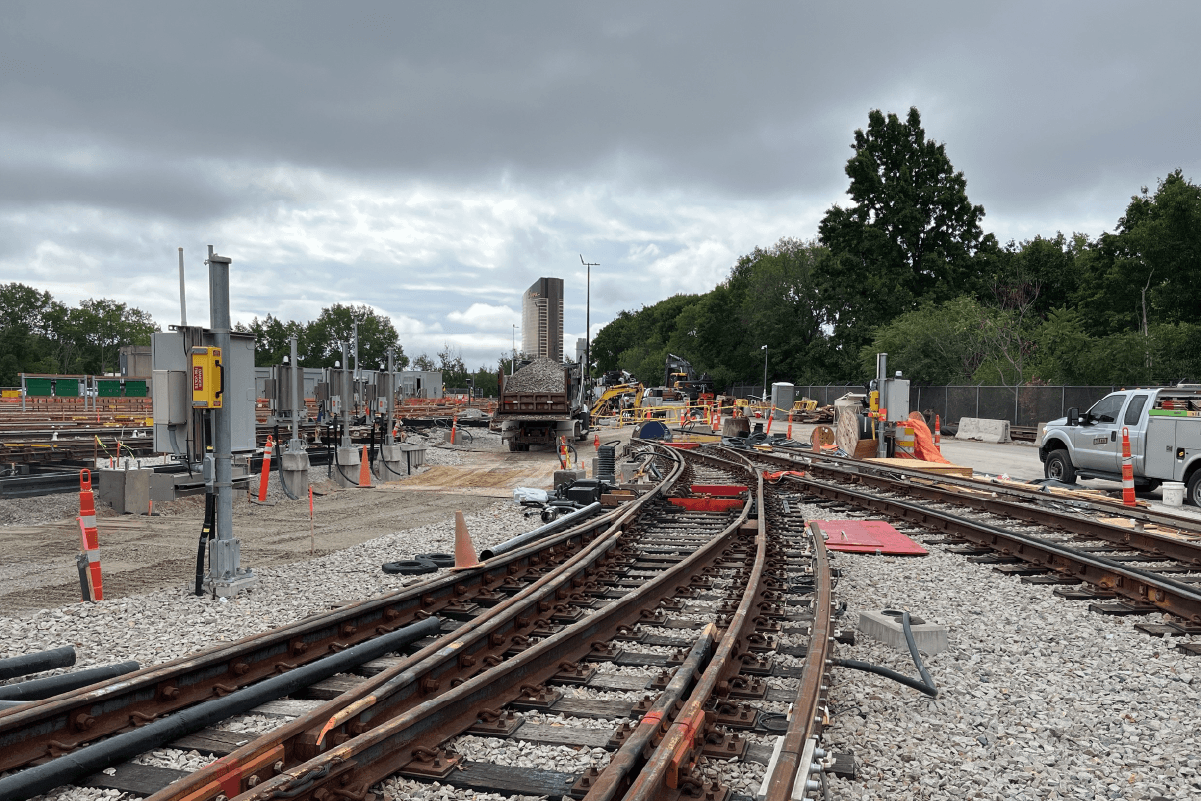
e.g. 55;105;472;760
1086;394;1123;423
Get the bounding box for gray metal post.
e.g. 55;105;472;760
280;334;311;497
385;348;395;446
976;386;980;418
203;246;254;597
290;336;301;447
20;374;25;412
178;247;187;327
341;342;352;449
876;352;888;458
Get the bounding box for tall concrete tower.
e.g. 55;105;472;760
521;277;564;362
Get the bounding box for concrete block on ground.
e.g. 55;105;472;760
281;449;311;496
334;446;360;488
97;469;125;512
954;417;1011;443
857;610;948;655
618;461;639;483
590;457;598;479
122;468;152;515
400;443;426;470
553;468;586;489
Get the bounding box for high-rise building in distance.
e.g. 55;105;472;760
521;277;564;362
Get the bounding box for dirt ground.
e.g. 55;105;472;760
0;428;633;615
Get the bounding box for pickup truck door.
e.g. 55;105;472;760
1070;393;1127;473
1121;394;1151;474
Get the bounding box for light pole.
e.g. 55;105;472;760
581;255;599;386
761;345;769;402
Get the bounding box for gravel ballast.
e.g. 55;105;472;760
819;524;1201;800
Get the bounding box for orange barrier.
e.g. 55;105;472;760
1121;427;1136;507
902;412;951;464
257;435;274;502
76;470;103;601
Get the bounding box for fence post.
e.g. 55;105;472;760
976;386;980;418
1062;386;1066;419
1014;388;1019;427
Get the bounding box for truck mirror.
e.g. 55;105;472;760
1067;407;1079;426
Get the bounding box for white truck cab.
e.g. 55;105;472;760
1039;384;1201;505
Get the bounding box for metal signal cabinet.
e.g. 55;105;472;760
189;346;223;409
152;329;257;458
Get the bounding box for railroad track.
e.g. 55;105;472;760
0;444;840;801
730;446;1201;643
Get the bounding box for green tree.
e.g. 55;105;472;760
0;283;58;384
238;314;306;366
59;298;156;374
817;107;987;369
860;296;992;384
301;304;405;370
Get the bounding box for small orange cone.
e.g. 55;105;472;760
257;435;274;501
358;444;372;487
451;510;481;570
593;433;600;450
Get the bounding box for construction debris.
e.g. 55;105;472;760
504;359;567;393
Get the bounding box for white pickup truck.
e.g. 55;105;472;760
1039;384;1201;506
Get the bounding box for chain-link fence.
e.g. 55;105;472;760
786;384;1139;428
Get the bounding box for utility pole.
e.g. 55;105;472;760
581;255;599;387
761;345;769;402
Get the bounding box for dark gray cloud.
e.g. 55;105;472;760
1;2;1198;366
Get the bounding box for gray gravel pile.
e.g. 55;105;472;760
821;533;1201;800
504;359;566;393
0;494;86;527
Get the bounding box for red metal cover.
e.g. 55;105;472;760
669;498;744;512
812;520;928;556
689;484;748;496
663;442;701;449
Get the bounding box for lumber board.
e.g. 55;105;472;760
510;723;615;749
441;760;580;796
81;763;189;795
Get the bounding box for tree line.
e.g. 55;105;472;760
592;107;1201;390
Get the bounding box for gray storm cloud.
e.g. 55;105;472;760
1;1;1198;367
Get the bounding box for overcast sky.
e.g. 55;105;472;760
2;2;1198;368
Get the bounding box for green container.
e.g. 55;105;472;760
124;379;148;397
97;379;122;397
56;378;80;397
24;378;53;397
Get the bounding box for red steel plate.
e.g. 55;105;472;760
669;498;744;512
663;442;701;449
812;520;928;556
689;484;748;497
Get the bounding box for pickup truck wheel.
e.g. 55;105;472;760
1045;450;1077;484
1187;472;1201;507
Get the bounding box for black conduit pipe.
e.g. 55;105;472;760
0;647;76;682
0;661;140;702
0;617;441;801
834;611;938;698
194;491;216;596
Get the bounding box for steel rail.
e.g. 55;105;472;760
773;444;1201;534
763;520;832;801
757;449;1201;566
774;467;1201;622
146;447;687;801
0;496;626;773
619;449;769;801
231;448;755;801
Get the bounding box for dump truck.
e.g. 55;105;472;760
1039;383;1201;505
496;358;590;451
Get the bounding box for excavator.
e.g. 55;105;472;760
590;382;644;421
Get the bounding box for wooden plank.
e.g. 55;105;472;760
252;698;326;718
864;457;973;478
548;698;635;719
81;763;190;795
294;674;365;700
169;727;255;756
441;760;580;797
511;723;614;749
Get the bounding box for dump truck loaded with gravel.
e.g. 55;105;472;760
495;358;590;451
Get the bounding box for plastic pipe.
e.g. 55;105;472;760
0;661;140;702
0;647;76;682
479;502;602;559
0;617;441;801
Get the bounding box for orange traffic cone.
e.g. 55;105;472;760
257;435;274;501
787;413;793;441
593;433;600;449
450;415;458;445
712;409;720;433
358;444;372;487
1121;427;1136;507
451;510;481;570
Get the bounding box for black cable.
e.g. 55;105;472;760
336;460;362;487
833;611;938;697
274;434;299;501
193;491;215;596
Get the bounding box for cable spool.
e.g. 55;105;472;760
597;444;617;482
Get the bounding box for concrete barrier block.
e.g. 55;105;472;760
122;469;152;515
954;417;1011;444
857;610;948;655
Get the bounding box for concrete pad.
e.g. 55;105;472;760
955;417;1011;443
857;610;948;655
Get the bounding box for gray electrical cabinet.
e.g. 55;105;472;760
152;328;257;456
882;378;911;423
